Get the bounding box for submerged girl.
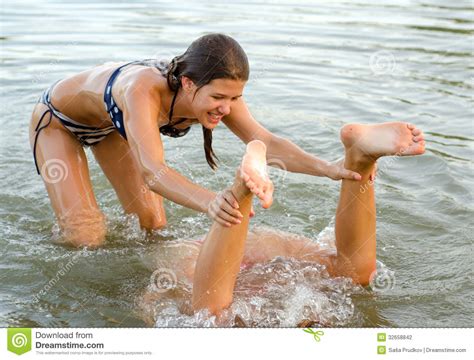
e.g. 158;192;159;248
142;122;425;325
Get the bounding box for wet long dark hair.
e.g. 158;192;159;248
165;33;249;170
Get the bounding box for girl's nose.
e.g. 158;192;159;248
218;103;231;115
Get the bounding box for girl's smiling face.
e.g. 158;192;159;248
182;77;245;129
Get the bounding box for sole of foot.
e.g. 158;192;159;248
240;140;274;209
340;122;425;165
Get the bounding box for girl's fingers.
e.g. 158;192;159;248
218;209;241;224
221;201;243;220
347;170;361;180
222;190;239;209
216;217;231;227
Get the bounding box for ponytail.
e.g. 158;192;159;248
166;56;181;91
202;126;219;170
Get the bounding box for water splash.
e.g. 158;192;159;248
143;222;367;327
148;257;364;327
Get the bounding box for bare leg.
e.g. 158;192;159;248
192;140;273;315
29;103;107;248
91;131;167;231
335;122;425;285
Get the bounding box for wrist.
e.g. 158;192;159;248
203;192;217;214
315;158;331;177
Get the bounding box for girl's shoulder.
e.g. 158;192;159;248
115;61;169;101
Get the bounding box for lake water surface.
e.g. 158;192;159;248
0;0;472;327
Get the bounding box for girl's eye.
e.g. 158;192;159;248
212;96;223;100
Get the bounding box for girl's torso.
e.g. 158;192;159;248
47;61;180;130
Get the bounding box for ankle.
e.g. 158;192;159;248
231;172;251;201
344;148;377;174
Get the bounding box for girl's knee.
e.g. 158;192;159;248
58;210;107;248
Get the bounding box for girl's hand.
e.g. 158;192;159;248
207;189;244;227
326;158;377;181
325;158;362;181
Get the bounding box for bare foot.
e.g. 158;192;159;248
340;122;425;165
239;140;274;209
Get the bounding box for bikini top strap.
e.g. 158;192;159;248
104;61;138;107
104;60;155;106
168;89;179;124
170;118;188;126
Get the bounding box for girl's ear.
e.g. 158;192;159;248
181;76;195;92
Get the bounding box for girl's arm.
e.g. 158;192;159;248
223;98;362;180
121;80;243;226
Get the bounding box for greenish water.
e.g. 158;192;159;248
0;0;472;327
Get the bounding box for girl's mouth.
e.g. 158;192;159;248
208;112;222;124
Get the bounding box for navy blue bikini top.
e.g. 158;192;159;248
103;59;191;140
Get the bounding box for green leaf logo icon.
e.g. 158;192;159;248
7;328;32;355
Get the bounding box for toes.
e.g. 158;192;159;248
413;132;424;142
240;168;250;182
246;179;256;190
412;128;421;136
407;123;415;130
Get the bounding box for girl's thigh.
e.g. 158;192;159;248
91;131;166;230
244;226;335;266
29;104;106;247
